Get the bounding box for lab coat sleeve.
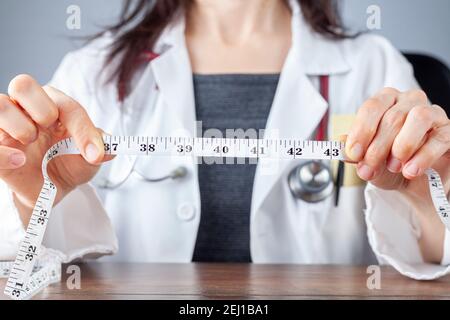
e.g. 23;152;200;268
42;183;118;262
365;185;450;280
0;48;118;262
443;229;450;265
363;36;450;279
0;181;26;260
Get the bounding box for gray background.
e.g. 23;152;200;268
0;0;449;92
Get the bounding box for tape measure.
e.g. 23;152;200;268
2;135;449;299
1;250;61;300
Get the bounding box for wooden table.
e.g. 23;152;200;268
1;263;450;300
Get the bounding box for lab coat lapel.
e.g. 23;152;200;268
150;20;197;137
252;1;351;215
251;52;329;215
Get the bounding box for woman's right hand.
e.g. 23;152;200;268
0;74;111;224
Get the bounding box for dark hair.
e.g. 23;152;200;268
100;0;348;100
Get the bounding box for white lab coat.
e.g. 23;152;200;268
1;0;449;280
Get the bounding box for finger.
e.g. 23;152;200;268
402;124;450;179
8;74;59;127
388;105;448;173
339;134;357;164
0;129;22;150
0;94;38;144
0;145;26;169
398;88;429;105
358;99;420;180
346;88;398;162
43;86;104;165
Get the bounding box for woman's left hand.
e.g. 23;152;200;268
345;88;450;209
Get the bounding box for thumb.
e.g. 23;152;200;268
43;86;104;165
339;134;357;164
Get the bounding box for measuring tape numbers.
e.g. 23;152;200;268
2;135;449;299
1;251;61;300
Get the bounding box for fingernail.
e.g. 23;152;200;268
357;164;374;180
387;157;402;173
349;143;363;161
404;162;420;177
9;153;26;167
85;143;99;162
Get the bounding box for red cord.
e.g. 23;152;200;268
316;75;329;141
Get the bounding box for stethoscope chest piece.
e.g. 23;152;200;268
288;160;334;203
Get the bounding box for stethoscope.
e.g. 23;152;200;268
288;75;345;205
94;67;343;205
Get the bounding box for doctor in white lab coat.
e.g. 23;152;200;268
0;0;449;280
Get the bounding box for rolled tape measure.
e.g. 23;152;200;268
2;135;449;299
1;250;61;300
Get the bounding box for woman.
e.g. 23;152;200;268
0;0;449;279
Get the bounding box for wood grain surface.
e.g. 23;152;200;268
1;263;450;300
